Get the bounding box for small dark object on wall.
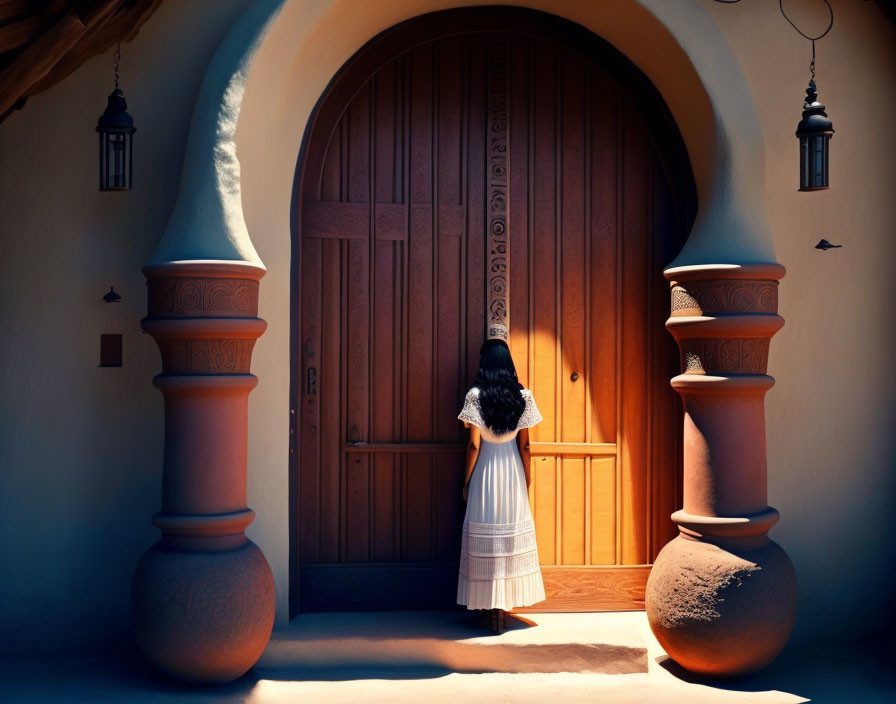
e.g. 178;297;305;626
102;286;121;303
100;334;122;367
815;238;842;250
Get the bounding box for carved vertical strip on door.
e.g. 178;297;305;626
486;39;509;340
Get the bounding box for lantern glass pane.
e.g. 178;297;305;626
99;131;132;190
813;135;824;187
799;136;809;190
824;135;830;186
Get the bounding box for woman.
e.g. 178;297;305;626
456;338;546;632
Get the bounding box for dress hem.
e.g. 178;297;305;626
456;570;546;611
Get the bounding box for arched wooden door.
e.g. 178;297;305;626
292;8;695;612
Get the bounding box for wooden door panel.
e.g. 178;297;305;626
515;565;649;613
503;38;682;587
302;202;410;240
532;457;557;565
299;236;322;565
649;159;685;561
296;22;689;611
559;50;587;447
561;458;586;565
588;73;620;446
590;457;618;565
299;40;475;610
374;60;400;205
507;37;530;389
319;239;342;564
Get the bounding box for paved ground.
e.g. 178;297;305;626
1;612;893;703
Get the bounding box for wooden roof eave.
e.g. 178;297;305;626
0;0;164;123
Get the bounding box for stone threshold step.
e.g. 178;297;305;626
257;610;647;676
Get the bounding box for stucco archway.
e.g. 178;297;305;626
135;0;793;684
150;0;777;268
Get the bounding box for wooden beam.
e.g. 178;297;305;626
25;0;163;99
0;1;37;26
0;0;164;121
875;0;896;28
0;16;53;55
0;0;118;116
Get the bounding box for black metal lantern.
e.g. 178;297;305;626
795;80;833;191
96;45;135;191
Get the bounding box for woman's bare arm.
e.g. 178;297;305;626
462;424;481;501
516;427;532;487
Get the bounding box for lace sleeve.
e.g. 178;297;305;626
516;389;543;430
457;388;483;428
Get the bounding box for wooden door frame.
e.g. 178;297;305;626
288;5;697;618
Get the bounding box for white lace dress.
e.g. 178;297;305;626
456;386;547;610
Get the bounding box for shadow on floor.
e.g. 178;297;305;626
255;664;456;682
657;636;896;704
0;647;454;704
267;608;537;643
4;626;894;704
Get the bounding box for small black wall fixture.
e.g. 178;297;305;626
103;286;122;303
96;44;135;191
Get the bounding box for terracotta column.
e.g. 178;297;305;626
132;261;275;684
646;263;797;677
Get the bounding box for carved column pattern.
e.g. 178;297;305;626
646;263;797;678
486;40;509;340
132;261;275;684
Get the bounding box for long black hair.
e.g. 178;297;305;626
471;339;525;435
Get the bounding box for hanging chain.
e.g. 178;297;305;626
778;0;833;78
810;40;816;80
778;0;834;42
113;42;121;90
711;1;834;79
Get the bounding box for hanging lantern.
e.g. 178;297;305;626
795;79;833;191
96;45;135;191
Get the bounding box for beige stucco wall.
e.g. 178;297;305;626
0;0;259;652
717;0;896;644
0;0;893;653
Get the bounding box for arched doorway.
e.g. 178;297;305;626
292;7;696;611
